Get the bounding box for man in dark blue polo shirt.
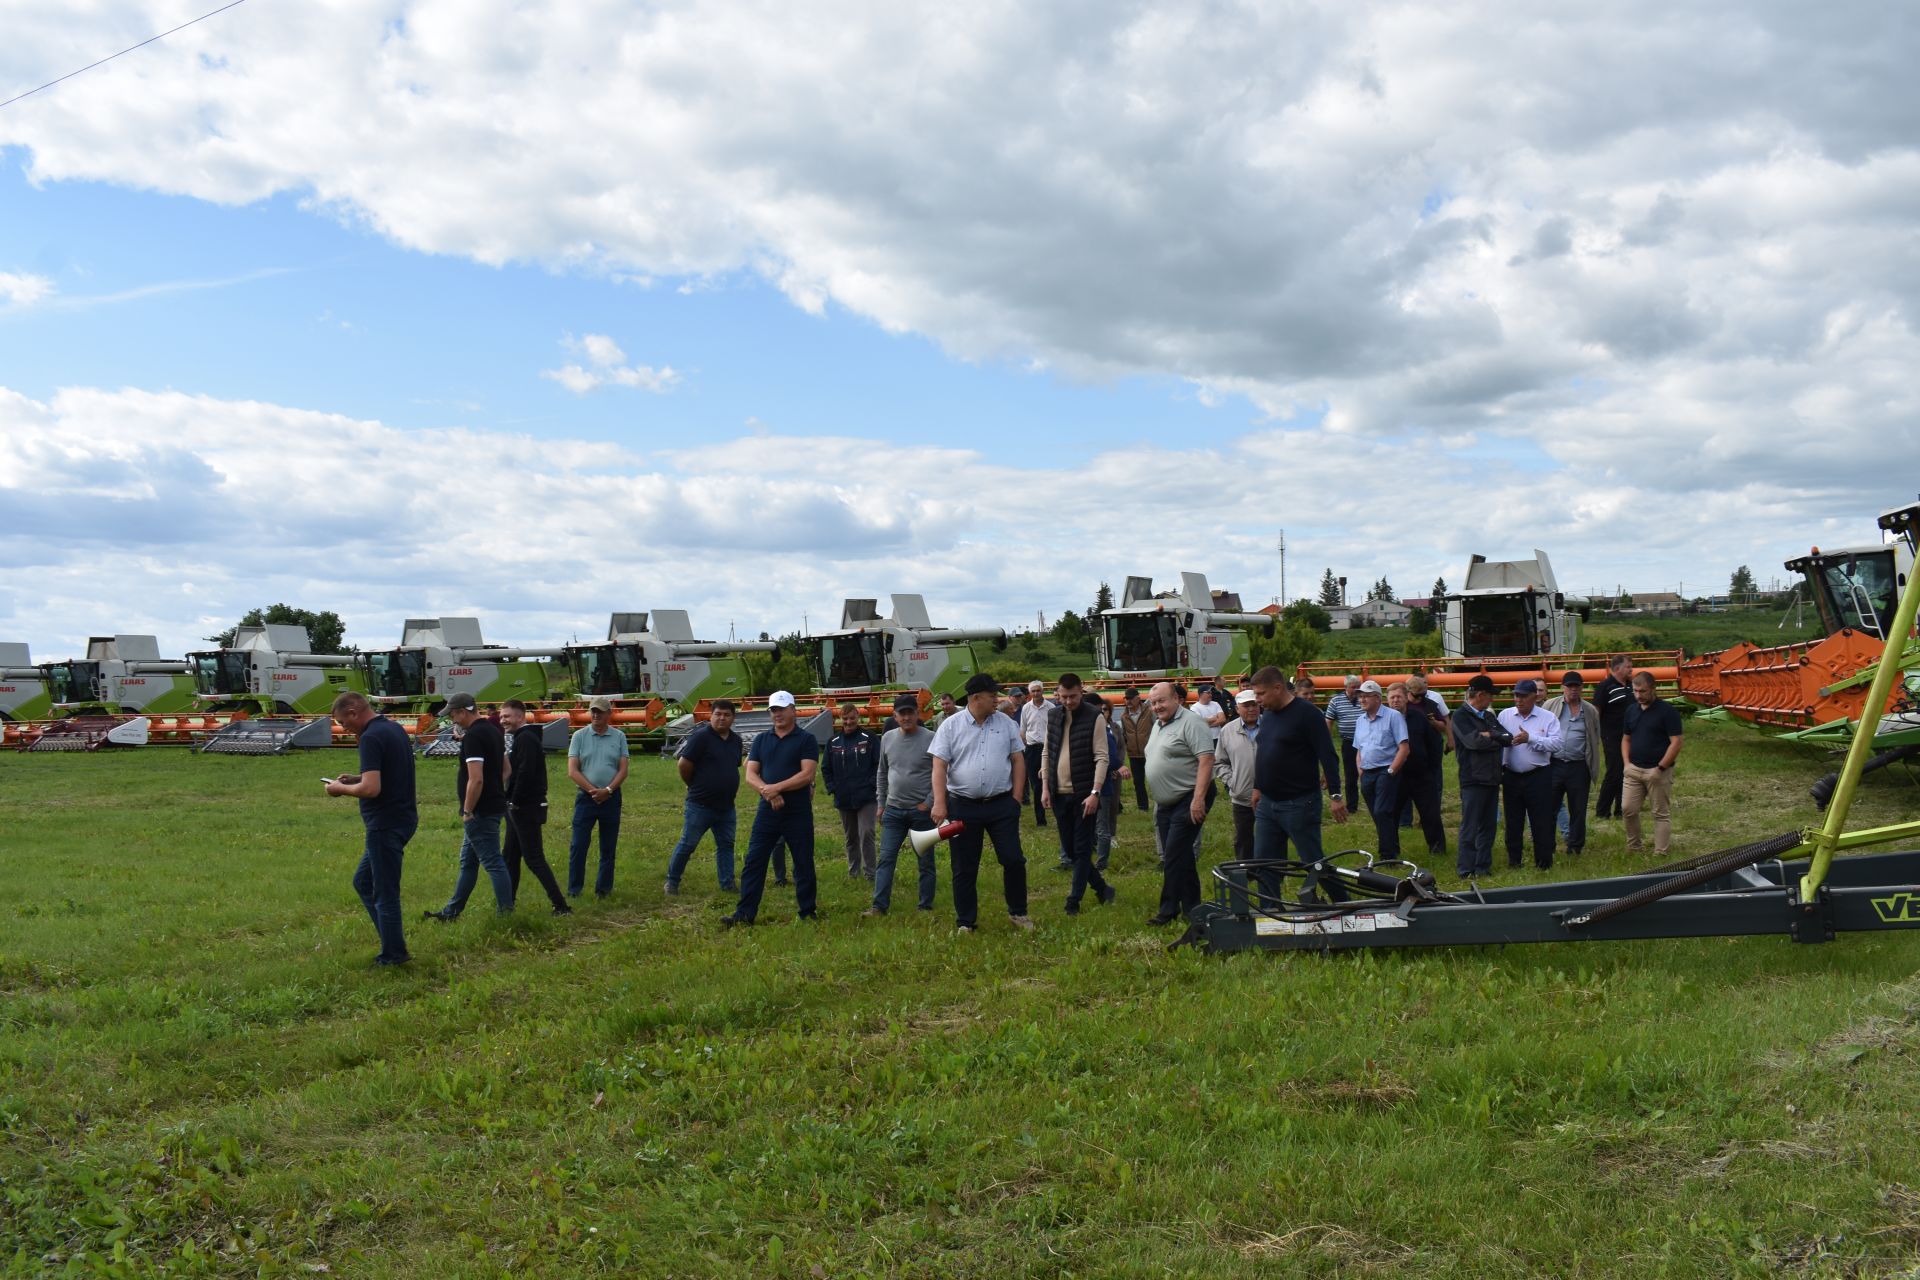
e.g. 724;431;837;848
1248;666;1347;902
324;691;419;966
723;691;822;926
666;700;743;894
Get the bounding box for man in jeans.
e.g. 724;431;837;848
324;691;418;966
1248;666;1347;904
1144;681;1216;927
665;700;743;894
566;695;629;898
868;694;937;915
1039;673;1116;916
1214;688;1262;862
824;701;880;879
930;673;1035;934
423;692;514;920
1118;687;1154;812
1352;679;1410;860
722;691;823;926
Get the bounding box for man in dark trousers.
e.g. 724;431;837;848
1323;674;1365;807
929;673;1035;934
1248;666;1347;904
723;691;822;926
1388;682;1447;858
1144;680;1216;926
1592;654;1635;819
1544;673;1601;858
665;699;743;894
1498;678;1560;871
1040;673;1117;916
500;699;570;914
325;691;418;966
425;692;514;920
1451;674;1515;879
1118;687;1154;812
824;701;880;879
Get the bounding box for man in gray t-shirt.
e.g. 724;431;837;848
868;695;939;915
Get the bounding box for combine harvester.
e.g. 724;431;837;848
566;610;775;748
809;596;1001;699
1298;550;1680;699
1182;503;1920;956
1094;573;1272;693
1681;500;1920;802
0;644;53;748
15;635;209;751
360;617;575;755
186;624;364;755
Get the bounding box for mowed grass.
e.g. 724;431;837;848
4;719;1920;1278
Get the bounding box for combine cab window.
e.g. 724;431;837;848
364;649;426;698
42;661;100;705
1104;614;1180;672
817;634;886;688
1813;550;1898;638
1460;596;1533;657
190;651;250;696
573;644;643;695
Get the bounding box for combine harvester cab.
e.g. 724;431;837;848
567;611;772;752
190;624;361;754
365;617;570;755
25;635;197;750
1440;550;1588;659
809;595;1002;700
1095;572;1270;688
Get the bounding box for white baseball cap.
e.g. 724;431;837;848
1358;679;1383;695
768;690;797;708
1235;688;1259;705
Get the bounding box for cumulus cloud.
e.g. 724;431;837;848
0;383;1905;658
0;1;1915;465
0;272;53;306
541;332;679;394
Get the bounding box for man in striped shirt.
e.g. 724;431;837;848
1323;674;1364;807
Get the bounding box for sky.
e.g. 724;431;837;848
2;0;1917;659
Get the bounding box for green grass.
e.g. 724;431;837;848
4;720;1920;1277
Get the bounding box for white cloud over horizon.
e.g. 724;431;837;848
0;382;1902;660
541;332;680;395
0;272;54;307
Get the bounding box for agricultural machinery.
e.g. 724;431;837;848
1439;550;1589;660
809;596;1002;699
1095;573;1270;684
182;624;368;754
566;611;773;707
7;635;200;751
0;644;51;722
360;617;562;712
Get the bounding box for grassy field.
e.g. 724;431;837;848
5;715;1920;1278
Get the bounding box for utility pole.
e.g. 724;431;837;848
1277;528;1287;607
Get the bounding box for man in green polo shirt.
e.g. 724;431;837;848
1144;681;1215;926
566;695;630;898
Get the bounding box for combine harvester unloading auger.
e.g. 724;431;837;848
1183;503;1920;956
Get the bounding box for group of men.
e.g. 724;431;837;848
321;655;1684;966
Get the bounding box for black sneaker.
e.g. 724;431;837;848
1063;901;1081;916
773;878;791;887
798;911;824;923
1098;884;1117;906
1146;913;1176;926
372;954;411;967
422;909;456;923
720;914;749;929
1055;861;1073;872
551;904;573;916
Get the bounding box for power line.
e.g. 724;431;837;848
0;0;250;113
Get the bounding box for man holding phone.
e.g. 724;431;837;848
323;691;419;966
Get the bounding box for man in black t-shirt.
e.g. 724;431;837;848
1592;654;1634;819
426;692;515;920
1622;672;1683;856
325;691;419;966
1248;665;1348;902
666;700;745;893
501;699;570;914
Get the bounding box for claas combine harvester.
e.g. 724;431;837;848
1094;572;1272;688
186;624;366;754
7;634;220;751
1184;502;1920;955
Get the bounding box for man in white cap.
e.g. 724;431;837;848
1019;679;1050;829
1214;687;1263;861
723;690;823;926
566;694;629;898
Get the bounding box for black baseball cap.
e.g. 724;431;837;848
964;673;1000;697
893;694;918;712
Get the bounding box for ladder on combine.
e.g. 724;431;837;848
21;715;150;752
197;717;337;755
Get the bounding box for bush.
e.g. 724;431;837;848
1408;606;1433;635
766;654;815;696
1403;634;1443;660
1282;600;1333;633
1249;621;1322;675
984;660;1042;687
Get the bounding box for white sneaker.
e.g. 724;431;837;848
956;924;975;934
1009;914;1035;931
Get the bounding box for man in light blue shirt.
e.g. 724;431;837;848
565;696;630;898
1351;679;1409;858
930;674;1033;934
